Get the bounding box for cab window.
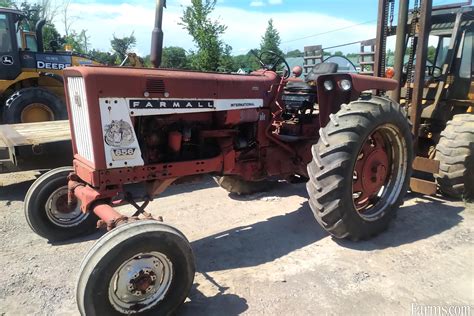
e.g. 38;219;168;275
459;30;473;79
0;14;12;52
25;34;38;52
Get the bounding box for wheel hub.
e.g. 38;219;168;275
21;103;54;123
361;149;388;196
46;187;87;227
353;131;390;211
109;252;173;313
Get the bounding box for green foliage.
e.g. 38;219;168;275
232;51;261;72
64;29;90;54
260;19;283;64
286;49;303;58
88;49;117;65
162;46;188;69
43;23;63;51
180;0;230;72
16;1;42;31
334;51;344;56
111;32;136;61
427;45;436;63
0;0;14;8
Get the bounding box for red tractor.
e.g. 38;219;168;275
24;1;413;314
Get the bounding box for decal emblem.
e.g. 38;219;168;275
1;55;14;65
104;120;135;147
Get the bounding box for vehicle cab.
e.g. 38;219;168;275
0;7;42;81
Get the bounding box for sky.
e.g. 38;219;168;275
54;0;461;56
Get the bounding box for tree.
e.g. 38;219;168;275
286;49;303;58
0;0;14;8
111;32;136;61
259;19;283;65
334;51;344;56
180;0;230;71
427;45;436;63
161;46;188;69
89;49;117;65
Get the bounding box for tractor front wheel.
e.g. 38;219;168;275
3;87;67;123
76;221;195;316
306;96;413;240
24;167;98;241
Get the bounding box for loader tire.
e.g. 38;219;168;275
306;96;413;240
25;167;98;241
434;114;474;200
3;87;67;123
215;176;271;195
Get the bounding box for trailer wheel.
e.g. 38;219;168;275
77;221;195;316
306;96;413;240
3;87;67;123
24;167;98;241
434;114;474;200
215;176;272;195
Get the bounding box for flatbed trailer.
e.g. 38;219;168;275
0;120;72;173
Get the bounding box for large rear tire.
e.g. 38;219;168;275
24;167;98;241
3;87;67;123
306;96;413;240
77;221;195;316
434;114;474;200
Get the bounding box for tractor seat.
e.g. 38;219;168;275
286;62;339;92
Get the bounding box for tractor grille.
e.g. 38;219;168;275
67;77;95;164
145;79;166;94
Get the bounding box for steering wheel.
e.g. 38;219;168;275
252;50;291;79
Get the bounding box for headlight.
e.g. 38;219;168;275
323;80;334;91
339;79;352;91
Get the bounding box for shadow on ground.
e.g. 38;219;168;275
0;179;35;203
336;193;466;250
180;273;249;316
192;201;325;273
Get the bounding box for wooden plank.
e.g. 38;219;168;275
0;124;28;146
410;178;437;196
412;156;440;174
1;120;71;146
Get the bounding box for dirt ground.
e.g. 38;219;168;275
0;171;472;315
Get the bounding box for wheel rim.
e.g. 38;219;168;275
45;186;89;227
352;124;408;221
21;103;54;123
109;252;174;314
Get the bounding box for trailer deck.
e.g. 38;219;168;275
0;120;72;173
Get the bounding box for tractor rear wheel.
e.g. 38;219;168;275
306;96;413;240
215;176;272;195
77;221;195;316
24;167;98;241
3;87;67;123
434;114;474;200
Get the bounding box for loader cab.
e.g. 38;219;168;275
0;8;22;80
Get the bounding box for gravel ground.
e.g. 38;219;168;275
0;171;472;315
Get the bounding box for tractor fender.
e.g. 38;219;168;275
316;73;398;127
348;73;398;93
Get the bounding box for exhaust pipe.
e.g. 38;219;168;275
35;19;46;52
151;0;166;68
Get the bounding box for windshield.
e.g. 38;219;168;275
323;55;357;73
0;14;12;52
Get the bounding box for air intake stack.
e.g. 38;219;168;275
151;0;166;68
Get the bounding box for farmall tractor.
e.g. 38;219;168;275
24;1;413;314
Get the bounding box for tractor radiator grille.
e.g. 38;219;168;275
145;79;166;94
67;77;95;164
